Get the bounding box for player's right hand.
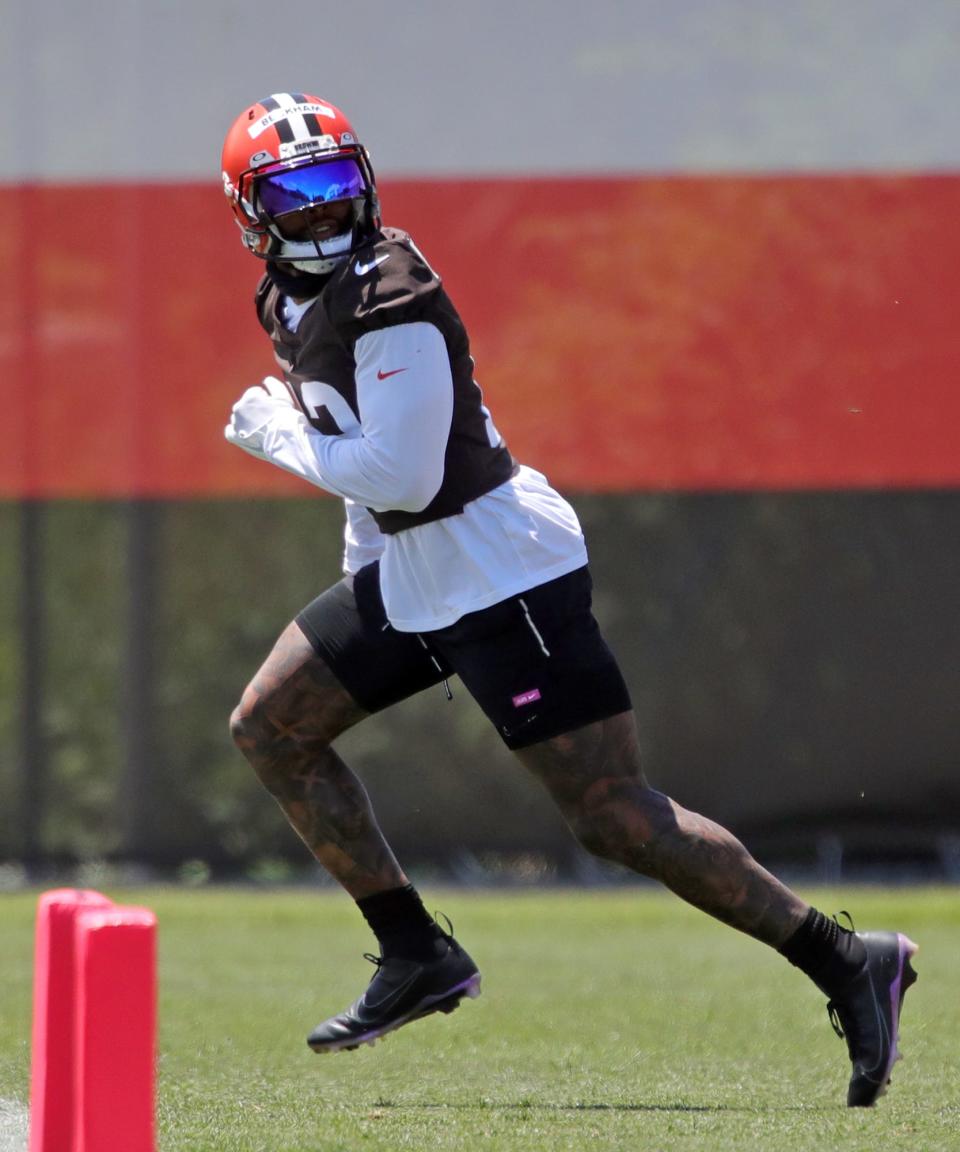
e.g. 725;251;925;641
224;376;297;455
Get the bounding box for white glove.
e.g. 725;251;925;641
225;376;299;455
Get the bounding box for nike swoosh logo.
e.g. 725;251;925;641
860;971;891;1078
354;253;391;275
362;969;422;1013
377;367;408;380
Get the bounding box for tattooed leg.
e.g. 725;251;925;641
229;621;407;899
516;710;808;947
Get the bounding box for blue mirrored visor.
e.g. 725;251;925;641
256;158;365;217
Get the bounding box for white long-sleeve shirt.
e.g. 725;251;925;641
232;312;587;631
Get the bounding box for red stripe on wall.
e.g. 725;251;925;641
2;175;958;497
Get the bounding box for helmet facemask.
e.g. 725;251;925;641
237;150;379;274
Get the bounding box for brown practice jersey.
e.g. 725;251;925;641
254;227;516;534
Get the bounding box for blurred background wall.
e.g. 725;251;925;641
2;0;958;881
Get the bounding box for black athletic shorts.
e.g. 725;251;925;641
295;563;632;750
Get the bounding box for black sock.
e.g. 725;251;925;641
356;884;445;960
779;907;867;997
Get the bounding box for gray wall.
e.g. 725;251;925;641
3;0;959;181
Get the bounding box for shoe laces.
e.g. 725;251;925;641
433;910;456;942
361;911;457;977
833;910;855;933
826;910;858;1043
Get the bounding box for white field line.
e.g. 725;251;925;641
0;1099;28;1152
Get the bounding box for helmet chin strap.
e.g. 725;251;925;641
288;256;342;272
270;213;357;273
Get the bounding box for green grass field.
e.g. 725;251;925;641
1;884;958;1151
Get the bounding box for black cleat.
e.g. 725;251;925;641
307;935;481;1053
827;931;919;1107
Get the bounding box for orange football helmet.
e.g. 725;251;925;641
221;92;380;272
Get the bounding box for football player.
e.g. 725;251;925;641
222;92;916;1105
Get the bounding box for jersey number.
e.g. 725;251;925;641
299;381;361;437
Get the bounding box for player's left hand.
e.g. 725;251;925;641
225;376;298;454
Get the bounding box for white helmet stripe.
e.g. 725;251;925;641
273;92;311;142
247;93;337;141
